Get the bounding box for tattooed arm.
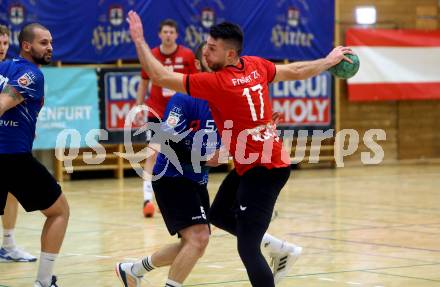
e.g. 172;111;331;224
0;84;24;117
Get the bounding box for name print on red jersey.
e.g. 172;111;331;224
231;70;261;86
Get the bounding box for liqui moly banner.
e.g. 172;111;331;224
270;71;333;130
98;68;147;144
347;29;440;101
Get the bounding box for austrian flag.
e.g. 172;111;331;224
346;29;440;101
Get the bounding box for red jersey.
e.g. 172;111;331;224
141;45;198;118
184;56;290;175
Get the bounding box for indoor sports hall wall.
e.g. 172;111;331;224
2;0;440;174
0;0;334;63
335;0;440;163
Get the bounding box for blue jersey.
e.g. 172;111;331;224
153;93;221;185
0;57;44;154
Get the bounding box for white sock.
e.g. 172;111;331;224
165;279;182;287
37;252;57;287
261;233;296;254
2;229;16;250
143;181;153;202
132;255;156;276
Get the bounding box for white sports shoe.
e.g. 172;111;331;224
0;246;37;262
115;262;143;287
270;246;302;284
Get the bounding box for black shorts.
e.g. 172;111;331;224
152;176;210;236
211;166;291;230
145;117;161;143
0;153;62;215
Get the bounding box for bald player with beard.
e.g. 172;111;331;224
0;24;37;264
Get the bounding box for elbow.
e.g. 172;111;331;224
158;74;171;86
148;70;169;86
287;68;305;80
151;74;167;87
153;73;176;89
147;72;161;84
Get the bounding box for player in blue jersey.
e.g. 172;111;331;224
0;23;69;287
0;24;37;263
116;42;302;287
116;45;221;287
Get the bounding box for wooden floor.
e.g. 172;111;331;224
1;163;440;287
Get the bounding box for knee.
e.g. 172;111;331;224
63;200;70;221
43;194;70;221
237;238;257;257
236;230;263;261
182;225;210;257
190;230;209;256
56;194;70;220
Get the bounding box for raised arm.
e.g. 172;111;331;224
136;78;149;105
128;11;186;94
273;46;354;82
0;84;24;117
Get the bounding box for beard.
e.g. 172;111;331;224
200;61;211;72
31;47;52;65
209;62;223;71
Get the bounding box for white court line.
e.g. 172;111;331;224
63;252;114;259
64;253;82;256
94;255;111;258
346;282;362;285
318;277;335;281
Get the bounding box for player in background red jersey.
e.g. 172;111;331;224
128;11;353;287
136;19;198;217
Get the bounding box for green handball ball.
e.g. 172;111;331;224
329;54;360;79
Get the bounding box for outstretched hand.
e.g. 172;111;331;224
326;46;355;66
127;10;145;44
